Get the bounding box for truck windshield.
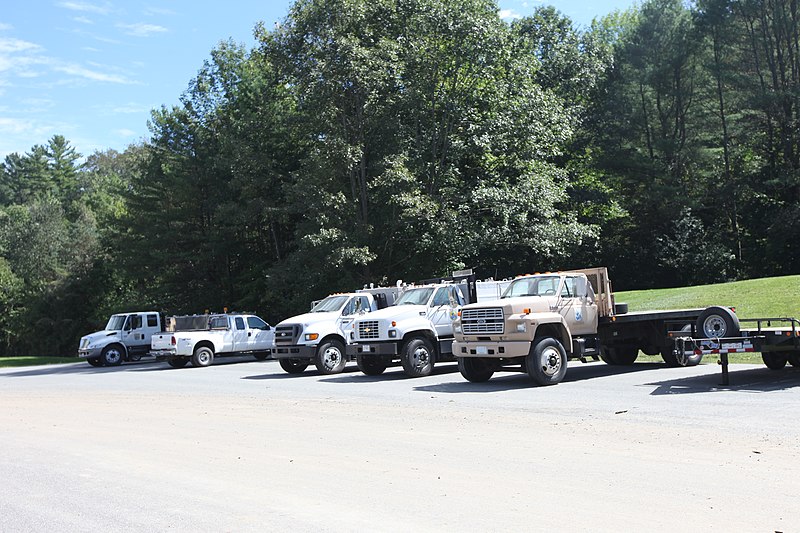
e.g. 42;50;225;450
501;276;562;298
311;295;350;312
395;288;434;306
105;315;127;331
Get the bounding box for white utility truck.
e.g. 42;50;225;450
452;267;739;385
150;313;274;368
272;286;401;375
78;311;163;367
347;272;510;377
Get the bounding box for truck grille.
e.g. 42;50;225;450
358;320;380;339
275;324;300;345
461;308;504;335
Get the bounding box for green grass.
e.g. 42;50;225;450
616;274;800;364
0;356;81;368
616;274;800;319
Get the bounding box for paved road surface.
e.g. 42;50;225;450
1;358;799;531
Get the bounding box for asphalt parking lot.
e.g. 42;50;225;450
2;358;799;531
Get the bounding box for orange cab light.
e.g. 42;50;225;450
523;308;531;315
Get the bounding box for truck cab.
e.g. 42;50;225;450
78;311;162;367
273;288;399;375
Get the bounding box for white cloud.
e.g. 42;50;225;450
114;128;137;137
0;22;13;31
0;37;42;54
117;22;168;37
499;9;523;20
73;16;94;24
143;6;176;16
56;1;112;15
53;62;134;84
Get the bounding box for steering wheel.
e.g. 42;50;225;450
543;289;556;296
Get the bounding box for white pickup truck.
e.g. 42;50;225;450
150;313;274;368
78;311;163;367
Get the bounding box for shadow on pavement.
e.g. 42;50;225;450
413;361;667;393
0;359;165;377
645;365;800;395
3;356;277;377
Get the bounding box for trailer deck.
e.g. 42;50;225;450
672;317;800;385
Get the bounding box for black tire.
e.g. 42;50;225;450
526;337;568;385
253;353;269;361
314;339;347;374
400;337;435;377
762;353;787;370
279;358;309;374
788;352;800;368
129;354;142;362
86;357;103;367
191;345;214;367
167;356;189;368
357;354;388;376
601;345;639;365
458;357;494;383
614;302;629;315
696;306;740;339
101;344;124;366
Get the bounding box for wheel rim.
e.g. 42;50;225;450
198;349;211;365
105;348;122;364
702;315;727;337
411;346;430;369
322;347;342;370
539;346;562;377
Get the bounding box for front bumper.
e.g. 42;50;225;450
346;341;400;357
77;347;102;359
272;344;316;360
452;339;531;359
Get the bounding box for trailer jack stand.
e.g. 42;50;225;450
717;354;729;386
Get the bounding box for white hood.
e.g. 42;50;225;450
278;311;339;328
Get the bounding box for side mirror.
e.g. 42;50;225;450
576;277;588;298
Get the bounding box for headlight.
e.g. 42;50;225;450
454;326;461;334
388;330;397;338
304;333;319;341
516;323;527;333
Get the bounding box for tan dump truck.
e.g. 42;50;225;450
452;267;740;385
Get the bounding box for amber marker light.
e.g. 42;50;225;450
392;321;397;327
523;308;531;315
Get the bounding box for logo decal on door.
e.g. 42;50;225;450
575;309;583;322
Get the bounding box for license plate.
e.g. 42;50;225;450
361;345;371;352
476;346;488;355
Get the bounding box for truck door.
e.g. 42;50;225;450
429;286;463;338
246;316;273;351
556;276;597;336
233;316;248;351
338;296;370;335
121;314;146;348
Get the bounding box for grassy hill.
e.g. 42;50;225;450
616;275;800;319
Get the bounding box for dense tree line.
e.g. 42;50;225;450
1;0;798;355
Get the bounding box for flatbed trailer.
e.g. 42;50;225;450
671;317;800;385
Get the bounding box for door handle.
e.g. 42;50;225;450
248;332;252;337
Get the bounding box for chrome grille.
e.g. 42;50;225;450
275;324;300;345
358;320;380;339
461;308;504;335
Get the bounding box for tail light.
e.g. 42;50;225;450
171;336;176;345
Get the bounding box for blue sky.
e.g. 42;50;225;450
0;0;636;160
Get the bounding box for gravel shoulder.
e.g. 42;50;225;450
1;359;799;531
